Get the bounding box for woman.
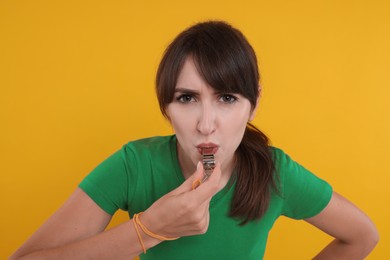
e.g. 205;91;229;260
11;21;378;259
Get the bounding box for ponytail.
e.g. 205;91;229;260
230;123;277;225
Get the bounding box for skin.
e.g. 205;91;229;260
308;194;379;259
9;164;223;260
10;57;378;259
165;56;256;184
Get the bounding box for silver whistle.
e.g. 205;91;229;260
202;153;215;182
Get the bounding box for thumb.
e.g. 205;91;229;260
170;161;204;195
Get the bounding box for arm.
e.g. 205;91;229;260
305;191;379;260
9;188;161;260
10;162;222;259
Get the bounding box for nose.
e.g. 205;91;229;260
196;103;216;135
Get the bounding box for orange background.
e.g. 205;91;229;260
1;0;389;258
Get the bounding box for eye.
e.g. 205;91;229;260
219;94;237;104
176;94;195;103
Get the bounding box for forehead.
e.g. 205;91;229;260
175;57;209;89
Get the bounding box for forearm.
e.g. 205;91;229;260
313;237;377;260
306;192;379;260
11;220;162;260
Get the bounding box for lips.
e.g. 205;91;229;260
196;143;219;155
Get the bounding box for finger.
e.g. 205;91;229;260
169;161;204;195
189;162;222;202
191;161;206;190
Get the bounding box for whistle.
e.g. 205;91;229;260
192;153;215;190
202;153;215;182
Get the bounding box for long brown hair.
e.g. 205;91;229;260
156;21;277;224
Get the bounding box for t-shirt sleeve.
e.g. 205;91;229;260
273;147;333;219
78;145;133;215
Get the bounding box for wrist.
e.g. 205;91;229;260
130;217;161;255
136;212;179;241
131;211;177;255
137;223;162;251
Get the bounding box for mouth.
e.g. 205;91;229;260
196;143;219;155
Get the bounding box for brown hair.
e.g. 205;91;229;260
156;21;277;224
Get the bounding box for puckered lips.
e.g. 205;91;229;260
197;143;219;155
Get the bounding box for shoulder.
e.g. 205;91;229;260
268;146;321;185
87;135;176;175
119;135;177;170
268;146;314;177
121;135;175;157
269;146;285;159
268;147;333;219
268;146;292;172
124;135;175;151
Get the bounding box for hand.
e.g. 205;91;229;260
139;161;222;238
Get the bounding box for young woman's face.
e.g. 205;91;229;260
166;57;256;174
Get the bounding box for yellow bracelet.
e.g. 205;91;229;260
133;212;179;241
132;217;146;254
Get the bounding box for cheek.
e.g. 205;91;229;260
224;106;250;142
166;106;194;133
232;106;251;127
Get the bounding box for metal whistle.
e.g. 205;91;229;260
191;151;216;190
202;153;215;182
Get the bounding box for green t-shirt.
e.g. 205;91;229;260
79;135;332;259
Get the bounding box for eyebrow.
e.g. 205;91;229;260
174;87;239;96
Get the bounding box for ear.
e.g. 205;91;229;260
249;85;261;121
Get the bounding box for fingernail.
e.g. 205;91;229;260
197;161;202;170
